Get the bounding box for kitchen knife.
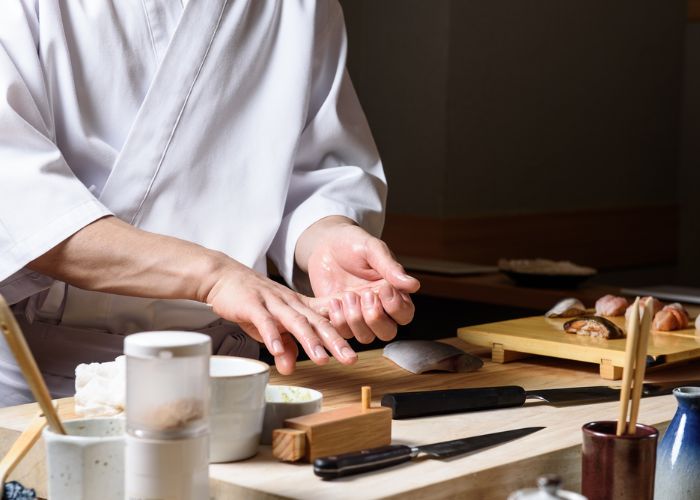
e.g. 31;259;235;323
381;381;700;419
313;426;543;479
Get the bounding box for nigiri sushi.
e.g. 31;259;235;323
545;298;586;318
625;296;664;323
595;295;629;317
383;340;483;374
653;303;689;331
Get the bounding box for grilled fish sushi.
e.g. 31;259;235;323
563;316;624;339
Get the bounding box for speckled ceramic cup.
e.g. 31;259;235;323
43;417;125;500
581;420;658;500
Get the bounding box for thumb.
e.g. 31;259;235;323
365;239;420;293
306;295;334;317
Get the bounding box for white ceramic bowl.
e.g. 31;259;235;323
209;356;269;463
260;385;322;444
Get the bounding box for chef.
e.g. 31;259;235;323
0;0;419;407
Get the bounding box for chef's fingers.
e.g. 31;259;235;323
364;239;420;293
328;298;355;339
265;296;331;365
342;291;376;344
360;289;397;342
377;283;415;326
284;295;358;364
247;305;286;356
273;333;299;375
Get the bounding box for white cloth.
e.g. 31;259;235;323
74;356;126;417
0;0;386;334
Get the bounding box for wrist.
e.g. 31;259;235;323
191;248;230;304
294;215;356;273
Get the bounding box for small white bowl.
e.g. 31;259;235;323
260;385;322;444
209;356;270;462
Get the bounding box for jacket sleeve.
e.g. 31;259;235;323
267;0;387;288
0;1;112;304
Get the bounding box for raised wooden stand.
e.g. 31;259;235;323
459;315;700;380
272;386;392;462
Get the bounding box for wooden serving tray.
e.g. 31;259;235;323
458;314;700;380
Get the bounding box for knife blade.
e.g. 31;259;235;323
381;380;700;419
313;426;544;479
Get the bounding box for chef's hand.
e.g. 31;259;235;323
28;215;368;376
296;216;420;344
205;258;358;375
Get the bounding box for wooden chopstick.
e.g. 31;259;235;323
0;295;66;435
627;299;654;434
0;411;48;485
617;298;640;436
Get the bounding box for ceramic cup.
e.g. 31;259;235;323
43;417;125;500
209;355;269;462
260;385;323;444
581;421;658;500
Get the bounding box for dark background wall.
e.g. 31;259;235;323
339;1;698;284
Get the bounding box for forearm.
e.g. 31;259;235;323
27;216;225;303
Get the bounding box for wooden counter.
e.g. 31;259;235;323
409;271;617;311
1;339;699;499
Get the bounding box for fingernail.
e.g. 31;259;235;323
380;286;394;301
343;292;358;308
314;345;328;359
272;340;284;355
397;273;415;282
330;298;342;313
361;291;375;309
341;347;356;359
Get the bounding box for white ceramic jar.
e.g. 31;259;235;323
43;417;125;500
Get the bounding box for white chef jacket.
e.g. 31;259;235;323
0;0;386;400
0;0;385;322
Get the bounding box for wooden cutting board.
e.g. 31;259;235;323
458;314;700;380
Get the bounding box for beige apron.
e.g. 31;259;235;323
0;314;259;406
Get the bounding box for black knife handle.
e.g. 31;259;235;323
314;445;412;479
381;386;527;419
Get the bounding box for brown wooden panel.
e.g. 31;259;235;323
382;205;678;271
690;0;700;22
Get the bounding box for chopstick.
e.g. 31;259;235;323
617;298;640;436
0;295;66;435
616;297;652;436
627;299;654;434
0;411;49;485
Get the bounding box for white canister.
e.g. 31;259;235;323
43;417;125;500
125;433;209;500
125;332;211;500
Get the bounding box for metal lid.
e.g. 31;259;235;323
124;331;211;358
508;475;587;500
